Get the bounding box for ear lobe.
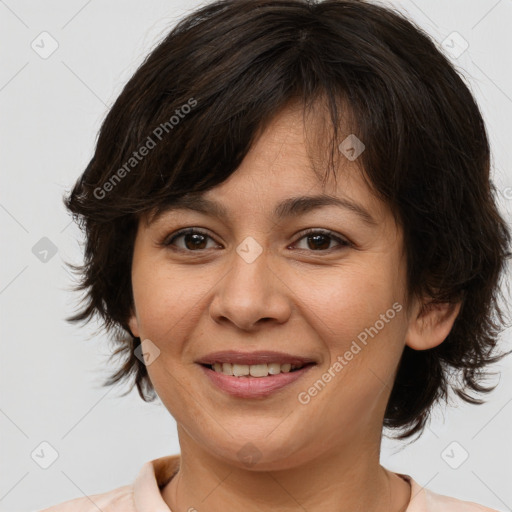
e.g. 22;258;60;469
128;310;140;338
405;299;461;351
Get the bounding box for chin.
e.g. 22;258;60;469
199;431;316;471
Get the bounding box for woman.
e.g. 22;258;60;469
42;0;510;510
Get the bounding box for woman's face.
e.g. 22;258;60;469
128;105;416;469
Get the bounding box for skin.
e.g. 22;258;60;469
128;103;460;512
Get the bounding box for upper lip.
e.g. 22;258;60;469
195;350;317;366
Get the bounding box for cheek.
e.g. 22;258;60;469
130;259;221;352
295;262;404;348
296;268;407;431
293;260;408;411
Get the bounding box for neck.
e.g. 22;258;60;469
161;428;411;512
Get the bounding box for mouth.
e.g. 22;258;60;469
196;352;317;398
199;361;315;377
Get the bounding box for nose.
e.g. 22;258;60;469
209;242;292;331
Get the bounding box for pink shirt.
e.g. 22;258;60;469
39;454;500;511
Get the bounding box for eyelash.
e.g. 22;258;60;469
161;227;351;253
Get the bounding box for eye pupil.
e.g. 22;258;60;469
308;234;330;250
185;233;207;250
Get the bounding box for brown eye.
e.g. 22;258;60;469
293;229;350;252
164;228;219;251
162;227;350;254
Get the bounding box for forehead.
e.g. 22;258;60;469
145;104;392;230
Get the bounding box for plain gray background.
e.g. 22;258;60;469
1;1;511;511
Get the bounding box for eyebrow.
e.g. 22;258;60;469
148;193;377;226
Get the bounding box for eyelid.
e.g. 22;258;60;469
295;228;351;248
162;227;217;247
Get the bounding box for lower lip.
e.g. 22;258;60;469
198;364;315;399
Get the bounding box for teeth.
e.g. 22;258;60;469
233;364;249;377
267;363;282;375
211;362;303;377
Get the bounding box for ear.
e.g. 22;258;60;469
405;298;462;351
128;309;140;338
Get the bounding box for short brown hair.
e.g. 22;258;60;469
63;0;511;439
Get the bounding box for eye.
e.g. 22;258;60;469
292;228;350;252
162;227;350;253
162;228;220;251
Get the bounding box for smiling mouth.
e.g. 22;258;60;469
201;362;315;377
